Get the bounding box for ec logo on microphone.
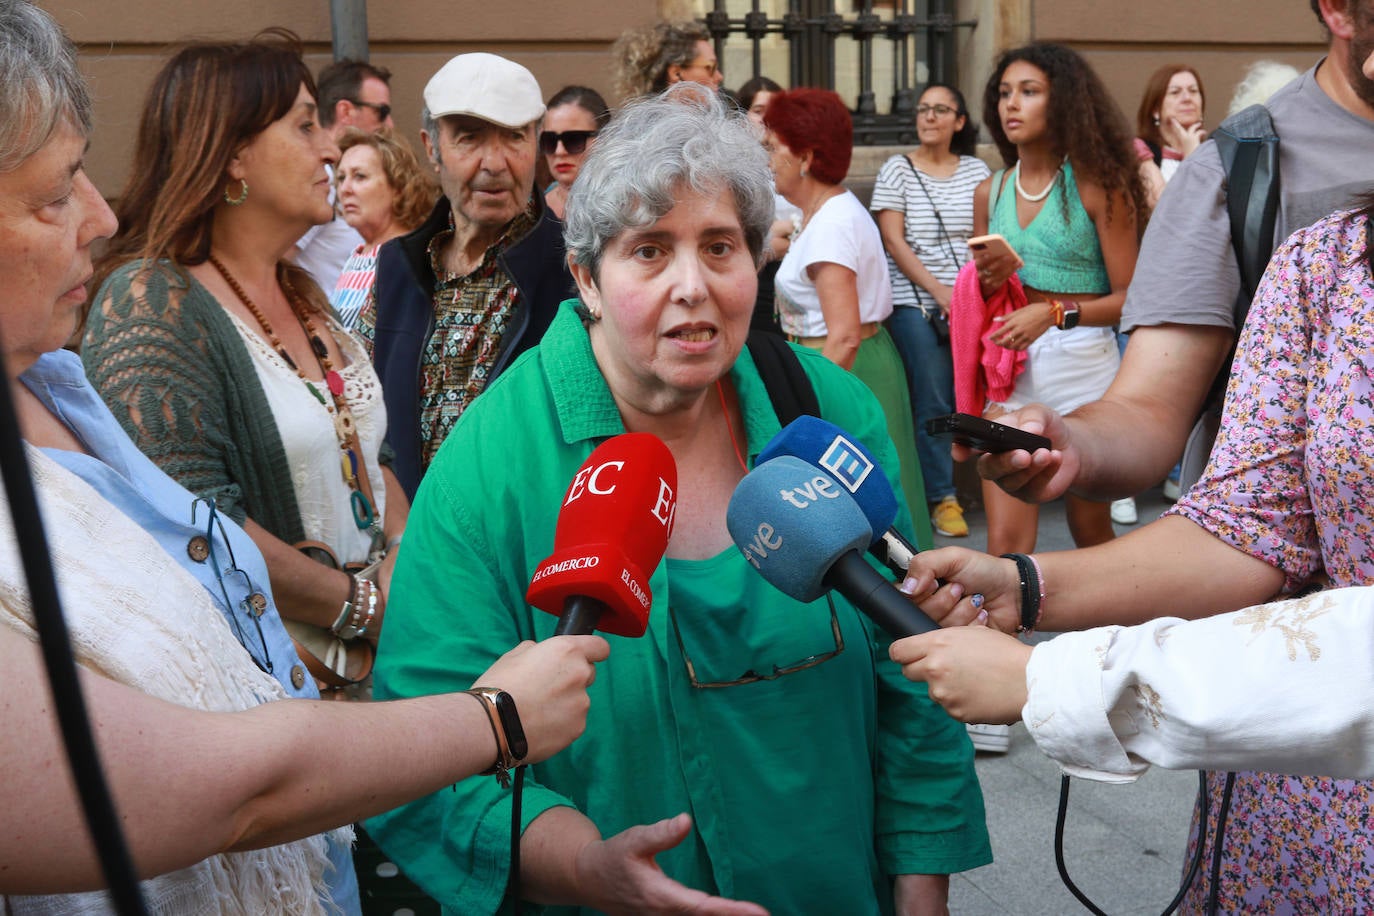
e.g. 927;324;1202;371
818;435;873;493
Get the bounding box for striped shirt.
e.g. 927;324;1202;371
329;242;380;330
870;154;989;310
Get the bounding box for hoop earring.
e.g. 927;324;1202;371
224;178;248;206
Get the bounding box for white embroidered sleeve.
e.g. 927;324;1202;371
1023;587;1374;781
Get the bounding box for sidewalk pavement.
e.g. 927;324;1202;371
942;484;1204;916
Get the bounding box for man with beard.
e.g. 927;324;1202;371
971;0;1374;503
362;53;570;499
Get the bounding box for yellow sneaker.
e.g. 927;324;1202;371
931;496;968;538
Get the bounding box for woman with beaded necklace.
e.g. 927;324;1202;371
969;43;1146;560
86;30;407;695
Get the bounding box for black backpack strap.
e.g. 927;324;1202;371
1213;103;1280;329
1198;104;1280;411
746;330;820;426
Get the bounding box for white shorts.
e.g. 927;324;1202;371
990;325;1119;416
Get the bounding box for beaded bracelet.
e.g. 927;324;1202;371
999;553;1045;634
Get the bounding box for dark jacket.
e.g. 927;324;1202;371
372;196;571;499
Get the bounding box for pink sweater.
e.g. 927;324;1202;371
950;260;1028;414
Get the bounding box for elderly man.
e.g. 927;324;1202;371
362;53;570;499
295;59;396;290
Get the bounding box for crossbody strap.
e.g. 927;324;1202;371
903;155;962;268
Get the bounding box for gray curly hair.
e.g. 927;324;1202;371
0;1;92;172
563;84;774;282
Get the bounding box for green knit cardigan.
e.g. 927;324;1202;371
84;260;312;543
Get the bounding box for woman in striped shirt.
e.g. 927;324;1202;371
871;83;989;539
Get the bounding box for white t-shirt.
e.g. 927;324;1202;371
775;190;894;339
869;154;989;311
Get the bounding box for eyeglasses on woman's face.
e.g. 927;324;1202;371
539;130;598;156
917;104;958;118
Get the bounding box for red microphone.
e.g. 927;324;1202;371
526;433;677;636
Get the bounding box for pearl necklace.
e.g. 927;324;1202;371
1014;161;1061;203
207;254;380;533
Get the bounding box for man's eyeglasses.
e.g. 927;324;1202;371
349;99;392;121
191;497;273;675
917;104;958;118
669;594;845;689
539;130;598;156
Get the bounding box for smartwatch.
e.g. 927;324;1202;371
1057;300;1081;330
465;687;529;786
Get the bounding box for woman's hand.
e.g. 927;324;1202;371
474;636;609;765
930;283;953;312
573;814;770;915
889;626;1032;725
1160;116;1206;158
989;301;1055;351
899;548;1022;632
970;245;1019;298
767;216;794;262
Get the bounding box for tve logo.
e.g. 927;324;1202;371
817;435;873;493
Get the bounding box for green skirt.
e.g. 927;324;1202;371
851;328;933;549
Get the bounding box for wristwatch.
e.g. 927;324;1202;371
465;687;529;787
1056;300;1081;330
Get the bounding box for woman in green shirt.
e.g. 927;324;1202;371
368;86;991;915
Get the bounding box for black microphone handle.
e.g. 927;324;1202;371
823;550;940;639
553;594;609;636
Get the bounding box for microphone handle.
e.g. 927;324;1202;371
824;550;940;639
554;594;609;636
869;528;918;578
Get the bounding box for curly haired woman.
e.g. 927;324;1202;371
610;19;722;99
967;43;1147;558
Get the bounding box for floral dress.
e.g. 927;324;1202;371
1171;208;1374;912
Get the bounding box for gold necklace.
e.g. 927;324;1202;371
207;254;380;532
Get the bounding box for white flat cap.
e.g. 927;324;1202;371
423;53;545;129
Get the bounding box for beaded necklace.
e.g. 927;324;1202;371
1013;160;1062;203
207;254;381;536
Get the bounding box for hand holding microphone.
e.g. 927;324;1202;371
726;455;939;639
527;433;678;636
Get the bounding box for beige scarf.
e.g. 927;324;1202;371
1;447;351;915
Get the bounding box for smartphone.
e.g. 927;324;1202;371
926;413;1051;453
967;233;1024;269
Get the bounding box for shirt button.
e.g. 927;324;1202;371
290;665;307;689
186;535;210;562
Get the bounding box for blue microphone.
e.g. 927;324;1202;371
758;416;919;577
726;456;939;639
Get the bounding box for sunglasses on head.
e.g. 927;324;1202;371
539;130;598;156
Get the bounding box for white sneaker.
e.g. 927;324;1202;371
966;722;1011;753
1110;497;1138;525
1162;478;1182;502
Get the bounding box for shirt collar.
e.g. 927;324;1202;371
540;300;784;457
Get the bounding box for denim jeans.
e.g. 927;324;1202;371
887;305;955;503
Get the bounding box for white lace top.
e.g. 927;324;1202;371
227;311;389;564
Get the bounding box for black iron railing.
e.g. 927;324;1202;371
703;0;977;146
